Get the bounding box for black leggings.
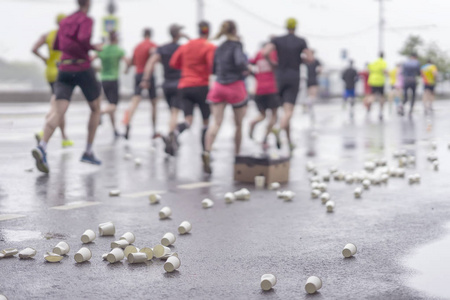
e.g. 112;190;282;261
403;83;417;109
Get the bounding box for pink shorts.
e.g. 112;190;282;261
207;80;248;107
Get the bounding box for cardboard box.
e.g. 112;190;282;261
234;156;290;185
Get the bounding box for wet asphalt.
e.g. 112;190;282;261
0;97;450;300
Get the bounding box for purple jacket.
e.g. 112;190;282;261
54;11;94;72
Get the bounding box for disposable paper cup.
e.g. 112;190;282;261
254;176;266;188
53;242;70;255
153;245;171;258
260;274;277;291
161;232;176;246
74;247;92;263
81;229;96;244
111;240;129;249
362;179;371;189
139;247;154;260
305;276;322;294
345;175;354;184
318;183;327;192
99;222;115;236
159;206;172;219
330;166;338;173
149;193;161;204
18;247;36;259
282;191;295;201
322;173;331;182
164;255;181;272
320;193;330;204
120;232;135;244
311;182;319;190
342;243;357;258
326;201;335;213
107;248;124;263
202;198;214;208
178;221;192;234
1;249;18;257
0;294;7;300
109;190;120;197
269;182;280;190
44;252;63;263
311;189;321;199
134;158;142;166
124;245;138;258
128;252;148;264
354;187;362;198
234;188;250;200
224;192;236;203
102;253;108;260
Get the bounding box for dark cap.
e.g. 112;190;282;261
198;21;210;35
169;24;184;37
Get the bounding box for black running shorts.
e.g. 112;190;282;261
278;79;300;104
55;68;101;102
254;93;280;112
102;80;119;105
163;87;182;109
424;85;435;93
370;86;384;96
179;86;210;120
134;74;156;99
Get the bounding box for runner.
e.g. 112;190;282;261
367;52;388;120
388;64;398;112
123;28;158;139
31;0;103;174
341;60;358;118
421;59;438;114
359;63;371;109
32;13;74;148
94;31;128;138
263;18;313;153
140;24;187;156
399;53;421;116
392;63;403;109
169;21;216;153
203;20;248;174
248;41;280;150
305;50;322;116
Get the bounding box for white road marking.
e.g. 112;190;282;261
121;190;166;198
51;201;101;210
177;182;215;190
0;214;26;221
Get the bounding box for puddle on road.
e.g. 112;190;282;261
0;229;43;242
404;222;450;299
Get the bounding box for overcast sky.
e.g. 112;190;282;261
1;0;449;70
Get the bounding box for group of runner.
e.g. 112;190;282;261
30;0;316;175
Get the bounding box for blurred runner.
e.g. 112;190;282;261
421;59;438;114
263;18;313;153
123;28;158;139
359;63;371;109
367;52;388;120
392;63;403;108
341;60;358;118
141;24;187;156
32;0;103;173
248;41;280;150
169;21;216;154
305;50;322;117
388;64;399;112
203;20;248;174
399;53;421;116
32;13;74;148
93;31;128;138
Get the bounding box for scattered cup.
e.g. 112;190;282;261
53;242;70;255
153;245;171;258
320;192;330;204
260;274;277;291
1;248;18;257
128;252;148;264
305;276;322;294
139;247;154;260
326;201;335;213
111;240;130;249
202;198;214;208
342;243;357;258
254;176;266;188
354;187;362;198
161;232;176;246
120;232;135;244
159;206;172;219
269;182;281;190
234;188;251;200
124;245;139;258
178;221;192;234
99;222;115;236
81;229;96;244
164;255;181;272
109;190;120;197
74;247;92;263
44;252;63;263
224;192;236;203
18;247;36;259
106;248;124;263
149;193;161;204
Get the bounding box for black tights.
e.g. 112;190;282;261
403;83;417;110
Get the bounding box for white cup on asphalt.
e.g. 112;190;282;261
18;247;36;259
354;187;363;198
317;183;327;192
99;222;115;236
124;245;138;258
164;255;181;272
362;179;371;189
139;247;154;260
102;253;108;260
111;240;130;249
109;190;120;197
44;252;63;263
74;247;92;263
234;188;250;200
202;198;214;208
149;193;161;204
81;229;96;244
134;158;142;166
342;243;357;258
254;176;266;188
128;252;148;264
107;248;124;263
153;245;171;258
305;276;322;294
326;201;335;212
320;193;330;204
260;274;277;291
269;182;280;190
311;189;321;199
224;192;236;203
159;206;172;219
1;248;18;257
178;221;192;234
120;232;135;244
53;242;70;255
161;232;176;246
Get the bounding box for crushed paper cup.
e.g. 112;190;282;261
202;198;214;208
139;247;154;260
164;255;181;272
178;221;192;234
18;247;36;259
44;252;63;263
99;222;115;236
109;190;120;197
81;229;96;244
111;240;129;249
269;182;281;190
260;274;277;291
159;206;172;219
53;242;70;255
102;253;108;260
120;232;135;244
305;276;322;294
128;252;148;264
234;188;251;200
107;248;124;264
224;192;236;203
320;193;330;204
149;193;161;204
74;247;92;263
342;243;357;258
1;248;18;257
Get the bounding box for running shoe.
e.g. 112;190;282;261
124;125;131;140
31;145;49;174
271;128;281;149
62;139;74;148
202;151;212;174
35;131;44;144
114;130;121;139
162;135;173;156
80;152;102;165
169;132;179;156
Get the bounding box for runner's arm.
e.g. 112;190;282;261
141;53;161;88
302;48;314;63
31;34;48;64
263;43;277;68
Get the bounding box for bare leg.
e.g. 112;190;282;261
205;103;226;152
249;110;266;139
42;100;70;143
150;97;158;136
102;104;117;131
264;108;278;142
126;95;142;124
233;105;247;155
169;107;180;133
87;98;101;145
280;102;294;146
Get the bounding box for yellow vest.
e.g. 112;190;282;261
45;29;62;83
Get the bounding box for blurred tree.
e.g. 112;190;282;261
399;35;424;57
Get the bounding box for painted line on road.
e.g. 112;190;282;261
51;201;101;211
122;190;166;198
0;214;26;222
177;182;215;190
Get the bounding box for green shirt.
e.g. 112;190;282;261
368;58;387;87
98;44;125;81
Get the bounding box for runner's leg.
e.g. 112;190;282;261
233;105;247;155
205;103;226;153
